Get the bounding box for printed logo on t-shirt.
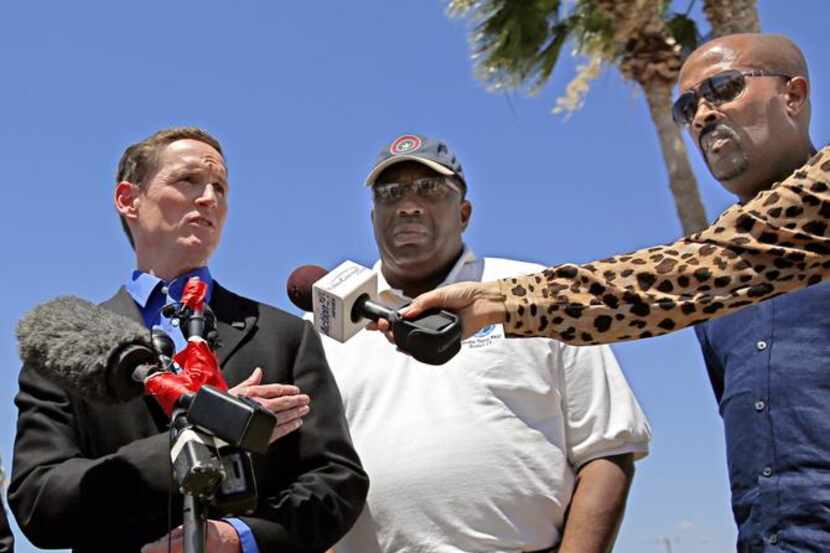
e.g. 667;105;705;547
463;324;505;349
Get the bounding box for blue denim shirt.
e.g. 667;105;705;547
125;268;259;553
695;281;830;553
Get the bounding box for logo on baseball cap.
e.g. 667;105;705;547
365;133;466;187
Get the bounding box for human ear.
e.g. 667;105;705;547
114;181;140;219
460;200;472;231
784;76;809;116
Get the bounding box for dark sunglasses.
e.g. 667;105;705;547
672;69;792;127
373;177;461;205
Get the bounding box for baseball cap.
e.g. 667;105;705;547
364;133;466;187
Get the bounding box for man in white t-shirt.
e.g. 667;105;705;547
322;134;652;553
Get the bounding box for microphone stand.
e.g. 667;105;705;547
183;494;206;553
155;277;269;553
171;408;224;553
161;290;226;553
170;395;261;553
151;327;214;553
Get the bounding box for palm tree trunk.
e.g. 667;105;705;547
642;80;709;234
703;0;761;38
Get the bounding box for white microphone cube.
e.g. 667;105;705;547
312;260;377;343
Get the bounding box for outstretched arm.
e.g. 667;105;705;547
399;147;830;344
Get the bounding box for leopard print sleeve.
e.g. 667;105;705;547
498;146;830;345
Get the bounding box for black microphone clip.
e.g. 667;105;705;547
389;307;462;366
162;303;222;350
351;294;461;365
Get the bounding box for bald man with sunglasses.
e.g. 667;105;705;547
382;34;825;553
681;34;824;553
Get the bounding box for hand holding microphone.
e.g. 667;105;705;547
287;261;462;365
375;280;509;341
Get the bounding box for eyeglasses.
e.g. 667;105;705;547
672;69;792;127
372;177;461;205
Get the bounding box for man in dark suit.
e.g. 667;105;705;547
9;127;368;553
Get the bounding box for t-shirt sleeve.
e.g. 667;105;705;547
560;343;651;469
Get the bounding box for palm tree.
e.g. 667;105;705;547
613;1;709;233
446;0;714;233
703;0;760;38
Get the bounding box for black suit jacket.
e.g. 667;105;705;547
0;496;12;553
9;283;368;552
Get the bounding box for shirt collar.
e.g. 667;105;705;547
374;245;477;303
125;266;214;308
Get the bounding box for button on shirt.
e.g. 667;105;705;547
125;268;258;553
695;281;830;552
316;248;652;553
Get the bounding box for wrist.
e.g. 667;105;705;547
214;519;243;553
481;281;508;325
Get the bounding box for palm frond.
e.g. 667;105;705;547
461;0;567;91
664;12;701;58
446;0;479;18
530;21;571;93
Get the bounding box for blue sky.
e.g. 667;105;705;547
1;2;827;551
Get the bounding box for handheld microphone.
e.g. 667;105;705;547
286;261;462;365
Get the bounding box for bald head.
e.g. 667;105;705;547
680;33;808;86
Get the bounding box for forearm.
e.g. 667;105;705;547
558;454;635;553
239;323;368;552
10;366;174;548
500;147;830;344
11;434;174;547
236;446;368;552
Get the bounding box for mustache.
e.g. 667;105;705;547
393;214;424;224
391;215;430;236
699;123;739;151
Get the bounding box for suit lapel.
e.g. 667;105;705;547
210;283;258;367
100;286;144;324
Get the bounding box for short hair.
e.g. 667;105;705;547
116;127;224;248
